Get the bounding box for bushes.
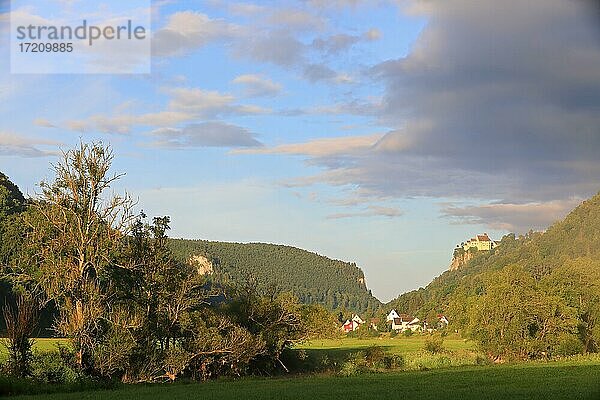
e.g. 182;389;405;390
0;345;117;397
338;346;405;376
424;335;445;354
404;350;489;371
555;335;585;357
30;346;82;384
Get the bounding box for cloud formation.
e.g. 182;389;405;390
60;86;268;134
0;133;59;157
153;11;239;57
276;0;600;229
442;198;584;234
232;74;282;97
234;134;382;157
149;122;262;148
327;205;402;220
312;29;381;55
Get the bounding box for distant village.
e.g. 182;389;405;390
341;310;449;334
341;233;500;334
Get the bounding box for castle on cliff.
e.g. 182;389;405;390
449;233;499;271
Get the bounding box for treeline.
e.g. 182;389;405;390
387;194;600;359
169;240;381;315
0;143;339;384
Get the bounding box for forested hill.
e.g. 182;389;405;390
386;191;600;320
169;239;382;314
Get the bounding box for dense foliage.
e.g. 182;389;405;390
387;194;600;359
169;239;381;314
0;143;340;384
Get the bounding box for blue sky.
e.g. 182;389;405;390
2;0;600;301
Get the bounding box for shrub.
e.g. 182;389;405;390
382;354;404;369
30;346;82;384
403;329;413;337
338;347;405;375
363;346;385;367
555;335;584;357
2;295;38;377
424;335;445;354
339;360;359;376
404;350;486;371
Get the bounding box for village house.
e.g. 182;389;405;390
369;318;380;330
386;309;400;322
390;313;422;333
438;314;449;328
386;310;449;333
341;314;365;333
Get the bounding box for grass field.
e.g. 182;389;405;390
0;339;67;362
298;334;475;353
9;361;600;400
2;336;599;399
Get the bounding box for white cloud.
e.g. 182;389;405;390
0;132;60;158
327;205;402;219
232;74;282;97
233;134;382;157
33;118;56;128
59;86;269;135
233;30;306;67
153;11;240;56
267;9;325;31
311;29;380;55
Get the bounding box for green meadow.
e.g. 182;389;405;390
298;335;474;353
7;361;600;400
0;339;67;363
3;337;599;399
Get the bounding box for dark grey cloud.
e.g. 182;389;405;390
441;198;583;234
150;122;263;148
282;0;600;229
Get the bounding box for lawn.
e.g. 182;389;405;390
2;337;599;399
9;361;600;400
298;334;475;354
0;339;68;362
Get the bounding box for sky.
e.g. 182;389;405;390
1;0;600;302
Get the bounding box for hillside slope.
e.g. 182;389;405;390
387;191;600;318
169;239;381;314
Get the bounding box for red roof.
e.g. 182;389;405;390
476;234;491;241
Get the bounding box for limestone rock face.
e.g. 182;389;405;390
188;255;214;275
449;251;474;271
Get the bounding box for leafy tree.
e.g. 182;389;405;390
0;172;25;219
464;265;576;359
16;142;135;372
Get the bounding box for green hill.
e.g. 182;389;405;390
169;239;381;314
387;191;600;327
